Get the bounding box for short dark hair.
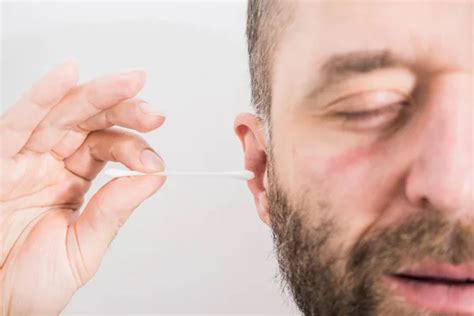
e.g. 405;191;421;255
246;0;293;122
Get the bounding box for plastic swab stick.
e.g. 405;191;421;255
104;168;255;181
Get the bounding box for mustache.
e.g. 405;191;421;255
266;165;474;316
347;212;474;278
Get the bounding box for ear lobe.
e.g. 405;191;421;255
234;112;271;227
257;191;271;226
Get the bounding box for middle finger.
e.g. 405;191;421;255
79;98;165;133
50;98;165;159
24;69;146;154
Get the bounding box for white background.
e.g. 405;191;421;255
1;1;296;314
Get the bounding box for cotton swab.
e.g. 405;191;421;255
104;168;255;181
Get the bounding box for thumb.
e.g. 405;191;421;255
68;174;165;284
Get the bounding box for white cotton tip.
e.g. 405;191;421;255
233;170;255;180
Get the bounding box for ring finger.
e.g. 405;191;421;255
51;99;165;159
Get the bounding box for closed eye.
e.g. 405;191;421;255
332;100;410;130
335;102;404;120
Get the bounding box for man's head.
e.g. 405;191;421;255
235;1;473;315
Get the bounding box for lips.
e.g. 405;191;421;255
385;262;474;314
397;262;474;281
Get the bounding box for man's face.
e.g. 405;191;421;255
236;1;473;315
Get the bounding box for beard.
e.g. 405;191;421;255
266;156;474;316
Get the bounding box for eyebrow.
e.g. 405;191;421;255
308;49;412;98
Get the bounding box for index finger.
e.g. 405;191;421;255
0;59;79;158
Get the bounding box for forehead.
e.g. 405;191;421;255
271;0;472;113
293;1;471;66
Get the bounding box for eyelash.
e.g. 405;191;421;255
333;101;410;127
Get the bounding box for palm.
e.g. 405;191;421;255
1;150;86;202
0;148;96;313
0;60;166;315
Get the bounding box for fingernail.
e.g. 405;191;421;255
138;102;166;117
140;149;164;171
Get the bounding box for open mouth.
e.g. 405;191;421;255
385;263;474;314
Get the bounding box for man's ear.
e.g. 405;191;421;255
234;112;271;227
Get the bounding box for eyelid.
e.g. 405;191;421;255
312;68;417;111
328;89;407;113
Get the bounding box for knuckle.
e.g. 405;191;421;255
121;132;147;148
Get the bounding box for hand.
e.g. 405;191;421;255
0;59;166;315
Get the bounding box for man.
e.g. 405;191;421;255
0;0;472;315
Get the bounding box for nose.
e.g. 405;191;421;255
405;72;473;218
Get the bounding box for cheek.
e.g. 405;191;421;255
295;141;397;249
328;142;399;246
299;141;390;201
325;142;392;216
326;143;386;172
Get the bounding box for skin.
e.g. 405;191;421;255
0;60;167;314
234;0;472;314
0;1;471;315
